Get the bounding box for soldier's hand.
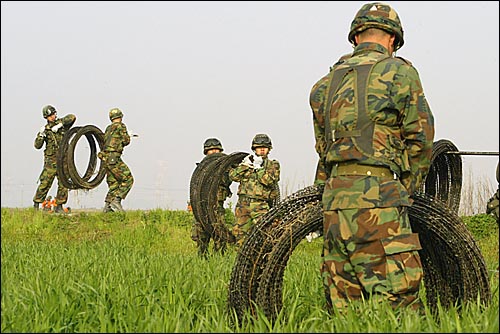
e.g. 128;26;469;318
51;123;63;132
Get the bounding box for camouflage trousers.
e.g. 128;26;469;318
232;197;269;246
321;206;423;311
104;157;134;203
33;156;68;205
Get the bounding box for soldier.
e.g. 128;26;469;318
229;134;280;246
191;138;233;256
309;2;435;311
99;108;134;212
33;105;76;213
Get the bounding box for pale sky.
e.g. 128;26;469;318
1;1;499;210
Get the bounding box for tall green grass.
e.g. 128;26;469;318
1;208;498;333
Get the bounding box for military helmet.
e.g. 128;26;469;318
203;137;223;154
251;133;272;150
348;2;404;51
109;108;123;121
42;105;57;118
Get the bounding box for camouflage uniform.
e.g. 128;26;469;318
229;154;280;245
310;2;435;311
101;114;134;210
33;112;76;206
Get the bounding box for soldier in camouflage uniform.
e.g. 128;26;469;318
229;134;280;246
309;2;435;311
191;138;233;257
33;105;76;213
99;108;134;212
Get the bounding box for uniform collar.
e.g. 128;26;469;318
352;42;390;56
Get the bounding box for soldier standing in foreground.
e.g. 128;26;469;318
33;105;76;213
229;134;280;247
191;138;233;257
309;2;435;311
100;108;134;212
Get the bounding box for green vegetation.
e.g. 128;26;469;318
1;208;498;333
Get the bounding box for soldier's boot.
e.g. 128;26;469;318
33;202;40;210
110;197;124;212
54;204;65;213
103;202;113;213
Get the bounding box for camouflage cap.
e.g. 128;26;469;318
348;2;404;50
109;108;123;121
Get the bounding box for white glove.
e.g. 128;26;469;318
38;125;46;137
305;230;321;242
253;155;263;169
241;155;254;168
128;130;139;138
51;123;63;132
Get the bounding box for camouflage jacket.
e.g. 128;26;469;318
229;156;280;201
34;114;76;157
310;42;434;202
103;121;130;154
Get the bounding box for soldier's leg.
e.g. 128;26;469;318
321;209;363;311
347;207;423;309
55;176;69;205
33;165;56;205
232;200;252;246
198;227;211;257
105;167;118;203
116;161;134;200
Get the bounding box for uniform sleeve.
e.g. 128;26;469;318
34;132;45;149
120;123;131;147
61;114;76;129
310;75;330;184
229;164;252;183
400;65;435;195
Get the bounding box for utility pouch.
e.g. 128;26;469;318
108;152;119;165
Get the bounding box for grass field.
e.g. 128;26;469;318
1;208;498;333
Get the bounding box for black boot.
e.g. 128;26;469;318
54;204;64;213
110;197;124;212
103;202;113;213
33;202;40;210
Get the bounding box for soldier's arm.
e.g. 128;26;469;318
120;123;131;147
400;66;435;195
228;164;251;182
61;114;76;129
34;134;45;149
310;76;329;184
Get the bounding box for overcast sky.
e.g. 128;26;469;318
2;1;499;211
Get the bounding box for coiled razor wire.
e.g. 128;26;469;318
189;151;281;248
189;152;227;234
57;125;106;190
421;139;462;213
227;139;492;323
